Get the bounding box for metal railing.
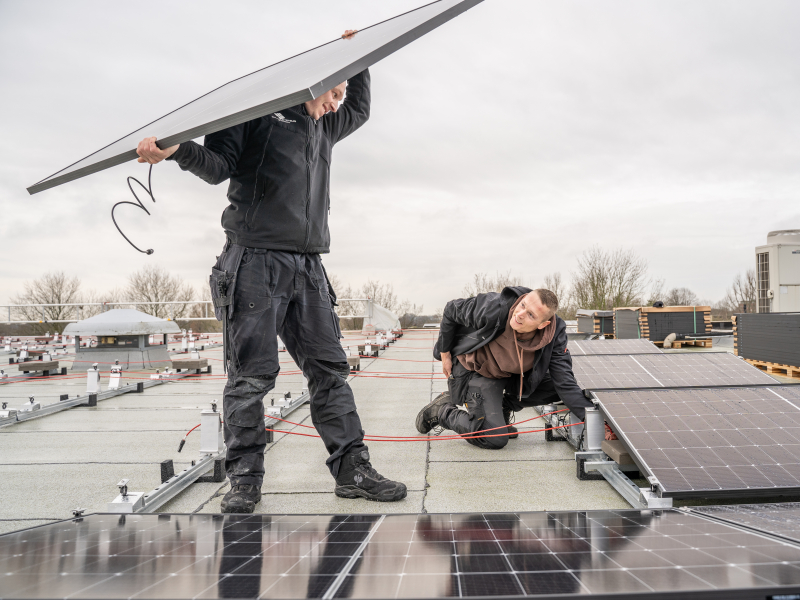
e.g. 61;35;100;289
2;298;374;324
2;301;213;324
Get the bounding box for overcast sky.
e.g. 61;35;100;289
1;0;798;313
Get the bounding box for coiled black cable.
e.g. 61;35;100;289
111;164;156;254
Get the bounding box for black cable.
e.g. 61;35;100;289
111;164;156;254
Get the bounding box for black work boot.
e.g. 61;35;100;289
220;484;261;514
503;408;519;440
415;391;454;434
335;450;407;502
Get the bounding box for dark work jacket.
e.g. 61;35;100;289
167;70;371;253
434;286;593;420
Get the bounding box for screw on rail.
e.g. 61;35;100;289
117;479;129;498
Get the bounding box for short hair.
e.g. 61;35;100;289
533;289;559;318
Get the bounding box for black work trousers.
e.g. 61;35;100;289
440;361;560;450
210;242;366;487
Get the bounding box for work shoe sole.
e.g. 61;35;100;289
334;483;408;502
415;392;453;434
220;487;262;514
220;499;256;514
508;425;519;440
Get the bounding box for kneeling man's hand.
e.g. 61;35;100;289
441;351;452;379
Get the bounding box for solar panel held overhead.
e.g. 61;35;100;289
27;0;483;195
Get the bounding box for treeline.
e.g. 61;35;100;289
460;246;757;320
7;266;214;334
6;246;758;335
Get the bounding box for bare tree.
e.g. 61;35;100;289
540;272;576;319
361;279;400;313
663;287;699;306
10;271;83;333
720;269;757;314
645;278;666;306
569;247;650;310
329;276;424;329
462;271;524;297
121;265;195;319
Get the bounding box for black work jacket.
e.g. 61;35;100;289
168;70;370;253
434;286;593;420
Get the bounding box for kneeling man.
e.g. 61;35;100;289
416;287;592;449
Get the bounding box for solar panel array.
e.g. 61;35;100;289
4;511;800;598
568;339;662;356
572;352;776;390
596;387;800;497
28;0;483;194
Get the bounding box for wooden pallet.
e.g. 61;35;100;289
653;338;713;349
745;359;800;379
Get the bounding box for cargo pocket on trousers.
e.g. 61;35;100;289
329;298;343;340
209;267;234;322
224;396;264;429
233;250;273;315
465;387;487;426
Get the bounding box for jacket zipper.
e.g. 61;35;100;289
245;192;264;229
301;117;312;252
245;122;274;230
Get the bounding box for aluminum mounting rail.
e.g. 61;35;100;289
126;391;311;513
0;373;188;429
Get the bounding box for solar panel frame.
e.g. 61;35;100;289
568;339;663;356
27;0;483;195
692;503;800;546
596;386;800;498
5;511;800;599
572;352;778;391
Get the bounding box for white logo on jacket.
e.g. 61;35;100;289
271;112;296;123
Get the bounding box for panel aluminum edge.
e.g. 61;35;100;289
28;0;484;195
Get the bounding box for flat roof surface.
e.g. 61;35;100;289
0;332;791;537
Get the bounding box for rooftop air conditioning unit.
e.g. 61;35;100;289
755;230;800;313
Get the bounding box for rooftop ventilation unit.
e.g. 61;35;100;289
755;229;800;313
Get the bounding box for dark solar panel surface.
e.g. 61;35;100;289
28;0;483;194
568;339;662;356
572;352;776;390
596;387;800;497
4;511;800;598
736;312;800;367
645;310;710;342
694;503;800;545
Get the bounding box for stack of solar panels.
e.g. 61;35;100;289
571;351;800;500
734;312;800;374
613;305;711;343
576;309;615;337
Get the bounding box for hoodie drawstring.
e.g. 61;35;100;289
514;332;524;400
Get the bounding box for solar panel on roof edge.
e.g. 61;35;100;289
27;0;484;195
573;352;778;391
598;387;800;499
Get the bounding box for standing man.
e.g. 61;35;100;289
415;287;593;449
136;30;406;513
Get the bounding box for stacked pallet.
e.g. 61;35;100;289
575;309;615;338
733;313;800;378
613;305;712;347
